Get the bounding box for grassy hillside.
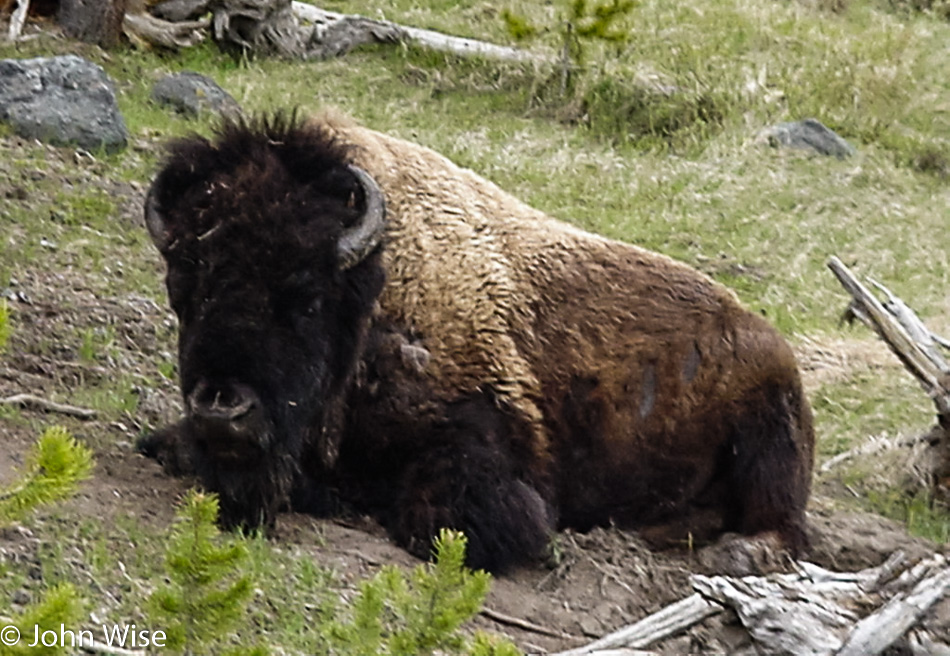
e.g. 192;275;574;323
1;0;950;650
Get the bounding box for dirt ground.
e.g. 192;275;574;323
1;136;948;654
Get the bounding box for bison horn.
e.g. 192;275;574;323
144;184;173;252
337;166;386;270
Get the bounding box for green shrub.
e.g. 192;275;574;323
326;529;520;656
148;491;256;656
0;428;92;656
0;427;94;527
0;584;84;656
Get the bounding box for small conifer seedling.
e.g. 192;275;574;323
148;490;254;655
0;426;94;527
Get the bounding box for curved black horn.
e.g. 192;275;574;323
337;166;386;270
144;184;173;252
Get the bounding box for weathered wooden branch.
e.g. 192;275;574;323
550;593;724;655
479;607;578;640
691;553;950;656
691;572;859;655
552;553;950;656
828;256;950;418
819;432;929;474
78;639;147;656
6;0;29;41
0;393;97;419
291;2;547;62
123;11;209;50
837;557;950;656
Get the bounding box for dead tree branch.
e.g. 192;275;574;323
291;2;548;62
837;556;950;656
828;256;950;418
551;593;724;655
0;393;97;419
6;0;29;41
554;553;950;656
123;11;209;49
479;607;578;640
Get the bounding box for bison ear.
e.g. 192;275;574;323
336;166;386;270
144;183;174;252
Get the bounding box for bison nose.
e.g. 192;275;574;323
187;380;260;429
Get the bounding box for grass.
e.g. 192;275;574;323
0;299;10;354
0;0;950;646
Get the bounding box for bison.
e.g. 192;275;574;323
140;112;815;573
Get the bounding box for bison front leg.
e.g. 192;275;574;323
390;442;553;573
137;421;194;476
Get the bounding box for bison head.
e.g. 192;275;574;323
145;114;386;529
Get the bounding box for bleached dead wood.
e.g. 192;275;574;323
6;0;29;42
291;2;547;62
553;552;950;656
819;432;930;474
479;607;577;640
0;393;97;419
212;0;307;58
691;572;859;655
837;559;950;656
689;553;950;656
123;11;209;50
550;593;724;655
828;256;950;417
79;640;147;656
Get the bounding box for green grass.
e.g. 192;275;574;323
865;490;950;543
0;299;11;354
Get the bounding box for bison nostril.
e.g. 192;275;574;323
188;380;258;421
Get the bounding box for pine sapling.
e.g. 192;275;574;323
0;426;94;527
503;0;636;96
0;583;84;656
148;490;254;655
327;529;519;655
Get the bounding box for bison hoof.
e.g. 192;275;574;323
697;532;794;576
137;422;193;476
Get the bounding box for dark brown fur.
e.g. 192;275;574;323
140;113;815;572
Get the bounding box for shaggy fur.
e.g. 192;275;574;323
141;112;815;572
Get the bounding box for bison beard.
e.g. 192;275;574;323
139;112;815;573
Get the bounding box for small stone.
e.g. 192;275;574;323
151;71;242;119
759;118;856;159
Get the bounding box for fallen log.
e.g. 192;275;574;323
291;2;548;62
550;593;724;655
837;563;950;656
554;553;950;656
149;0;547;61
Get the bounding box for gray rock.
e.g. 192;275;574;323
761;118;856;159
0;55;128;153
151;0;213;22
151;71;242;119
